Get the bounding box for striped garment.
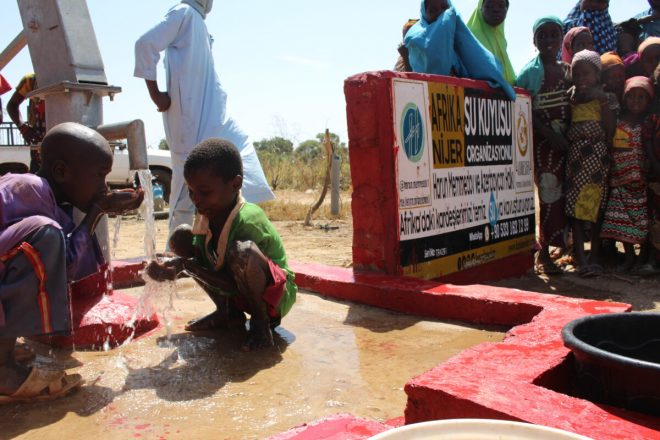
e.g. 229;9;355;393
0;242;53;333
601;121;649;244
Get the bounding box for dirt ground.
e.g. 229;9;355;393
113;190;660;313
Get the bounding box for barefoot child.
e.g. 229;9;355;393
0;122;144;403
517;16;571;275
565;50;617;276
601;77;654;272
147;138;297;350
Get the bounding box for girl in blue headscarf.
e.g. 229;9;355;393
404;0;516;101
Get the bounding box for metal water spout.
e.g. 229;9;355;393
96;120;149;171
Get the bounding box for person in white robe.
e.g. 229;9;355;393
134;0;274;238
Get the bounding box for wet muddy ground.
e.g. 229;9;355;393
0;280;503;439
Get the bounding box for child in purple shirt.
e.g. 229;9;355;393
0;122;143;404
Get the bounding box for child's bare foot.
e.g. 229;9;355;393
534;250;562;275
185;310;246;332
242;320;274;351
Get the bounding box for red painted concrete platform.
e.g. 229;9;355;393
277;262;660;440
34;264;159;349
112;259;147;289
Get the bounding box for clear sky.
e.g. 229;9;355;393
0;0;650;148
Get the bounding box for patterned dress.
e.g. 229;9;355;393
565;96;618;223
563;2;617;54
532;63;571;247
601;120;648;244
643;112;660;254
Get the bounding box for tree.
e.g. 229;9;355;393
253;136;294;155
295;139;323;163
158;138;169;151
253;137;295;191
314;132;347;151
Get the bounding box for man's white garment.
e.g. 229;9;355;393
134;3;274;235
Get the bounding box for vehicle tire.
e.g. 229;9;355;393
150;168;171;205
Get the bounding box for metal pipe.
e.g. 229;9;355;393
331;153;341;216
96;120;149;170
0;31;27;72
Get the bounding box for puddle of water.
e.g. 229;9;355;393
0;282;505;440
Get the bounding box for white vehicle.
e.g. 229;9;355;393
0;122;173;208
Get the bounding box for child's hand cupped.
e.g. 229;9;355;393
145;258;181;281
95;188;145;215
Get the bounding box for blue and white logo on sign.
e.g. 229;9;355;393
401;103;425;163
489;192;499;229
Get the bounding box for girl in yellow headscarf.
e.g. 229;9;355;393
467;0;516;84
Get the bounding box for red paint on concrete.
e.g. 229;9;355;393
291;262;543;327
281;262;660;440
113;259;147;289
267;414;389;440
345;70;533;281
33;263;159;349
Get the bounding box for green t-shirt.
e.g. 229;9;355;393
192;203;296;318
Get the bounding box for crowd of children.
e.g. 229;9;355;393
399;1;660;277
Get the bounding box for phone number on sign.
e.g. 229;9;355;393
492;217;530;240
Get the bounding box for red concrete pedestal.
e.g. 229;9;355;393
34;265;159;349
345;70;534;283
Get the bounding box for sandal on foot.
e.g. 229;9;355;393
0;367;82;405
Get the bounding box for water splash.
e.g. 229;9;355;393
111;215;122;261
136;169;156;261
121;272;177;347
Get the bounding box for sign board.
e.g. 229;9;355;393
393;79;535;279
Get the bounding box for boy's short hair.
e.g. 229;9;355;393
184;138;243;182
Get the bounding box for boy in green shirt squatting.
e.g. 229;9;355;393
147;138;296;350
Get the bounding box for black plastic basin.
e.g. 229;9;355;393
562;312;660;416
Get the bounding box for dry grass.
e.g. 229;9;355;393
259;152;352;192
260;198;352;221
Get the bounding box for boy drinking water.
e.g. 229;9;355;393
0;122;144;403
147;139;297;351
